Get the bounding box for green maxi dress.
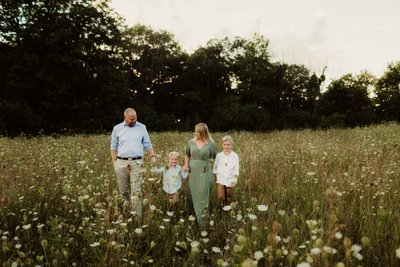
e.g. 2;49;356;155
185;139;217;226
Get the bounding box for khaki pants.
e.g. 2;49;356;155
167;191;180;206
114;159;144;218
216;183;235;206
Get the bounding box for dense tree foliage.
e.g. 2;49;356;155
174;39;232;130
120;24;188;130
0;1;399;135
319;73;377;127
0;0;129;135
375;61;400;122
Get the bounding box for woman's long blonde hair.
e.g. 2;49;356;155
194;122;214;142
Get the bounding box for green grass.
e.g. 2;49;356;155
1;123;400;266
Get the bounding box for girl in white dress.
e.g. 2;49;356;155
212;135;239;207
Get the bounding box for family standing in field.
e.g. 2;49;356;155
110;107;240;227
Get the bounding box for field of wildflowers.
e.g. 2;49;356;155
1;123;400;266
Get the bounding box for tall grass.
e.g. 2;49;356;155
1;123;400;266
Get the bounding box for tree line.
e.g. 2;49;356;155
1;0;399;136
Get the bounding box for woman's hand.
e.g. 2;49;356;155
183;165;190;172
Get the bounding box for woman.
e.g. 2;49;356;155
183;123;217;226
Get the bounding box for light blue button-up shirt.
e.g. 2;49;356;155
110;121;153;157
151;165;188;194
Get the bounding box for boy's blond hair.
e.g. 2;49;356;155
168;151;180;158
222;135;233;144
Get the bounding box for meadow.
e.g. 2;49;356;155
1;123;400;267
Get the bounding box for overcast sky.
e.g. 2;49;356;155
110;0;400;82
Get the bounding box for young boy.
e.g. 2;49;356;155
151;151;188;208
213;135;240;207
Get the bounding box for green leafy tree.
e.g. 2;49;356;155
229;34;274;97
375;61;400;122
307;69;326;128
175;34;276;131
222;34;275;130
121;24;188;130
273;63;324;128
319;72;376;127
0;0;128;135
175;39;231;129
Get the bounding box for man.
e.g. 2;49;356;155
111;108;156;222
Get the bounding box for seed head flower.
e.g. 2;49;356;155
190;246;200;256
323;246;337;254
217;259;229;266
361;236;370;247
142;198;149;207
237;234;247;245
40;239;48;248
241;258;257;267
230;201;237;209
272;221;282;233
178;241;187;250
326;188;338;199
233;244;242;253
